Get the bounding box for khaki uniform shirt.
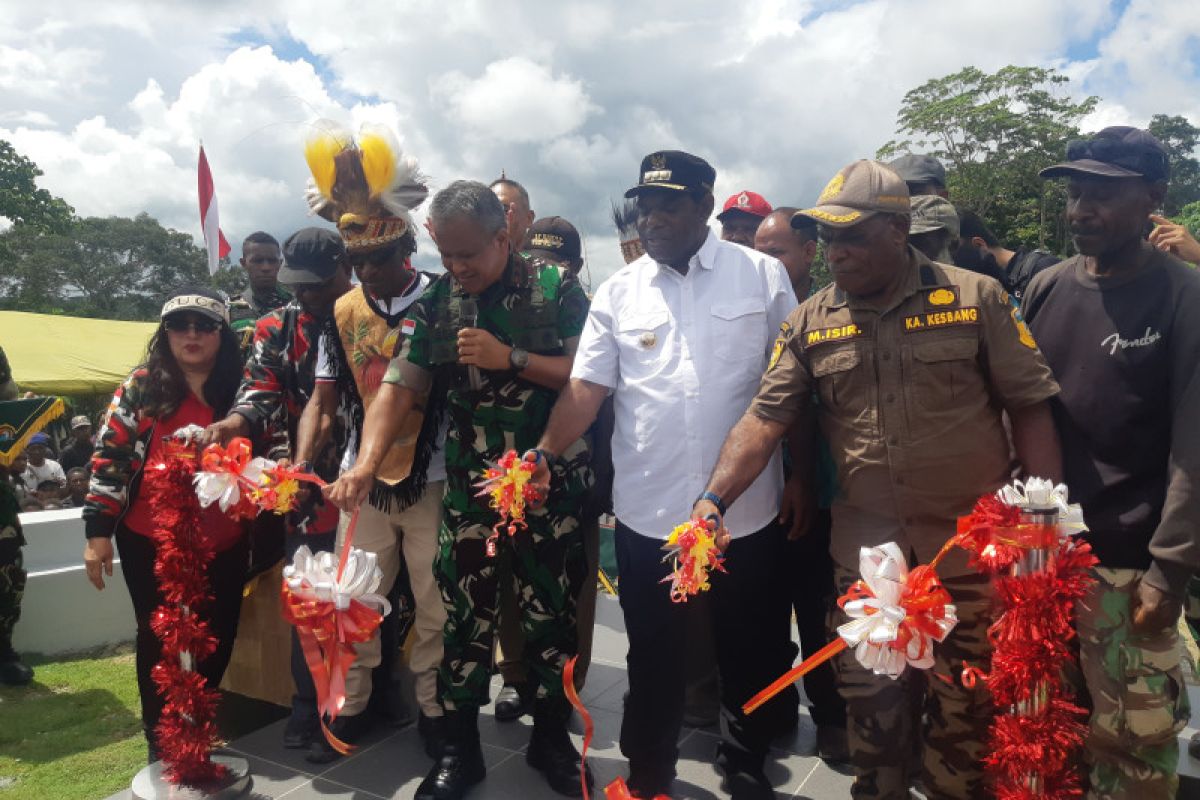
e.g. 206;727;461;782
750;247;1059;571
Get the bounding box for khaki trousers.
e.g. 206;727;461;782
340;482;445;717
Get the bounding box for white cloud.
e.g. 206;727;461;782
1;0;1198;290
432;57;597;144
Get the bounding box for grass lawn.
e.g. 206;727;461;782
0;644;145;800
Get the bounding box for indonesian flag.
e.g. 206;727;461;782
197;145;231;275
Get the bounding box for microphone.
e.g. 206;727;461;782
460;298;482;390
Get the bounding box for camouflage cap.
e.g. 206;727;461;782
909;195;960;237
795;160;911;229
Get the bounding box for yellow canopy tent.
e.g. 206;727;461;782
0;311;157;396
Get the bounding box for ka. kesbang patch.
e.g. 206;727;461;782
903;306;980;332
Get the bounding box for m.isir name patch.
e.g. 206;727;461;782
804;323;864;346
904;307;980;331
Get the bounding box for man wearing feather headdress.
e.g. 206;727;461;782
292;122;449;763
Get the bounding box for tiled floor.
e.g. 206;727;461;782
104;594;1200;799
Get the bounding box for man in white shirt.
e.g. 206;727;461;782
21;433;65;494
528;150;798;800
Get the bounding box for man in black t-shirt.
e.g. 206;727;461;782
1024;126;1200;799
956;210;1059;299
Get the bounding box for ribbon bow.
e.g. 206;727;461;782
743;541;957;714
474;450;544;557
660;519;726;603
956;477;1087;572
194;439;268;520
837;543;958;678
281;545;389;754
195;437;325;519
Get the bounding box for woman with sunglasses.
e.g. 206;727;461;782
81;287;249;761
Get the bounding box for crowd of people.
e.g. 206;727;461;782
0;121;1197;800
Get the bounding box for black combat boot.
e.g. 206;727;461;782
526;696;592;797
415;707;486;800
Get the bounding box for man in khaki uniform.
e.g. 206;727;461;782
695;160;1064;799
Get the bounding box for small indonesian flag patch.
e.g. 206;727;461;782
400;319;416;337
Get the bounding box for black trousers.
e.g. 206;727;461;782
615;519;794;784
784;508;846;728
115;527;248;753
285;529;337;720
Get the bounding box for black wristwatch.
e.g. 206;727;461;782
695;490;726;517
509;347;530;371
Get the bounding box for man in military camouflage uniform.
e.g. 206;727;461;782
328;180;591;800
697;160;1063;800
0;353;32;686
229;231;292;349
0;444;32;686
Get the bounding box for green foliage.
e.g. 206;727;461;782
0;213;215;320
0;645;144;800
878;65;1098;256
1174;200;1200;239
211;259;247;297
1148;114;1200;216
0;140;73;234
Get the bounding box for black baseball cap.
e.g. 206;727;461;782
279;227;346;285
625;150;716;198
1040;126;1170;182
526;216;582;265
887;154;946;187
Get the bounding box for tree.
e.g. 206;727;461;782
0;213;213;320
1148;114;1200;216
0;140;73;232
879;66;1098;255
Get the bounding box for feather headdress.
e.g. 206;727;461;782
304;121;429;253
611;198;644;265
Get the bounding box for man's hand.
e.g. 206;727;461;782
779;474;815;541
324;466;374;512
1131;578;1182;634
1149;214;1200;266
523;450;552;509
84;537;114;591
200;414;250;447
457;328;512;371
691;498;731;552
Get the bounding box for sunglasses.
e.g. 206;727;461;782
1065;138;1169;180
163;316;221;334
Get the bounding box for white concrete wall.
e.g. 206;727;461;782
12;507;136;655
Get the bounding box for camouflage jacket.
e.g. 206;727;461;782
230;286;292;350
231;301;325;464
385;252;592;519
82;368;156;538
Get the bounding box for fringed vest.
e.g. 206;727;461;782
329;284;441;512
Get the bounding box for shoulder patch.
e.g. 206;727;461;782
804;323;864;347
1010;306;1037;349
904;307;980;332
767;321;791;370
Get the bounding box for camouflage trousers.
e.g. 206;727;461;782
1077;567;1190;799
0;541;24;657
833;563;993;800
435;504;585;711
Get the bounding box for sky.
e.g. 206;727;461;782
2;0;1199;290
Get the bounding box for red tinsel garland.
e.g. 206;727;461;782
957;499;1098;799
142;446;226;787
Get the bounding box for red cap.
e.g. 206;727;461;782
716;190;772;222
